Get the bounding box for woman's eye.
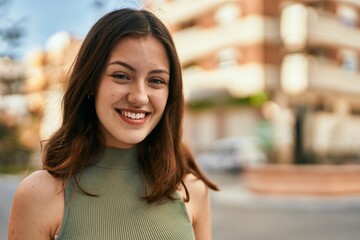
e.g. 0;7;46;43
149;78;165;85
112;73;130;80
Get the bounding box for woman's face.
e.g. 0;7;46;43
95;36;170;149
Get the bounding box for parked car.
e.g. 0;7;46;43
196;136;267;171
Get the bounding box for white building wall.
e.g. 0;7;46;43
304;112;360;157
184;107;262;153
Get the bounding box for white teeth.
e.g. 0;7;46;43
120;110;146;120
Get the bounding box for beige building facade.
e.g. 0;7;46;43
149;0;360;163
21;0;360;164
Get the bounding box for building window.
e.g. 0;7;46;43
339;49;358;72
336;4;358;27
178;19;197;30
308;47;334;63
350;108;360;115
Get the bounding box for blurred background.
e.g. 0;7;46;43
1;0;360;239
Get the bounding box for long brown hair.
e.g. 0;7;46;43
43;8;219;203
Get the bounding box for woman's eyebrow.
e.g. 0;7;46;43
108;60;136;72
109;60;169;75
149;69;170;75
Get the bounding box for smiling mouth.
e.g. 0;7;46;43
115;109;148;120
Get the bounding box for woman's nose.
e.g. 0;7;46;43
127;82;149;107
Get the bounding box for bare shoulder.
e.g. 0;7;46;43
18;170;62;195
8;170;64;240
182;173;209;201
181;173;212;240
14;170;63;206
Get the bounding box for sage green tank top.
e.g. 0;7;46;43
56;147;195;240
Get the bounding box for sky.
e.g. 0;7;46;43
5;0;143;59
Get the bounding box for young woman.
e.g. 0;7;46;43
8;8;219;240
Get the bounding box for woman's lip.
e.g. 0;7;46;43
116;108;149;114
118;113;149;125
116;109;149;125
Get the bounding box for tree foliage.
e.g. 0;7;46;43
0;0;25;58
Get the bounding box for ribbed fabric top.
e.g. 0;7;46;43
56;147;195;240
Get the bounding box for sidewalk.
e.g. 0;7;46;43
207;170;360;210
0;174;23;240
213;183;360;210
209;171;360;240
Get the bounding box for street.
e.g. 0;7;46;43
0;175;22;239
209;171;360;240
1;171;360;240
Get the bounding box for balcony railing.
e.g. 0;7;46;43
183;63;279;100
153;0;230;26
174;16;279;65
281;4;360;51
281;54;360;95
308;57;360;94
307;10;360;51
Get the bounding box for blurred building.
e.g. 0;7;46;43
29;31;82;141
0;31;82;166
21;0;360;165
0;57;32;167
149;0;360;164
23;32;81;165
280;0;360;164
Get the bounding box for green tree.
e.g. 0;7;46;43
0;0;25;58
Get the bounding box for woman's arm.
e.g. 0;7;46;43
182;174;212;240
8;170;63;240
